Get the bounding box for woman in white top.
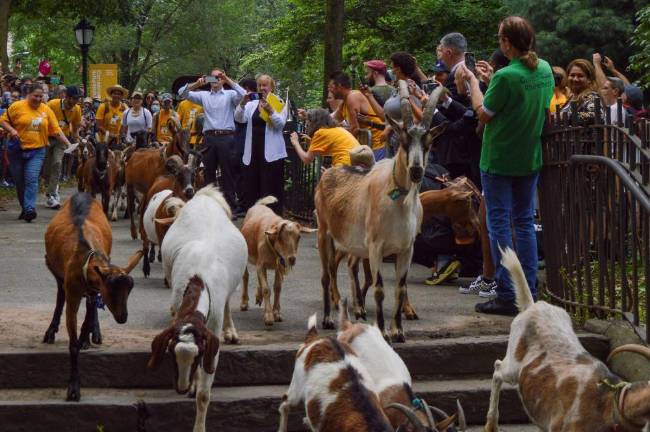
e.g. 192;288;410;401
120;92;152;145
234;74;288;214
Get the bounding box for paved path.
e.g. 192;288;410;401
0;187;514;352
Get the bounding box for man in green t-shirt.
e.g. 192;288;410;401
461;16;554;316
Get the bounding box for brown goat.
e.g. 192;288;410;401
239;196;316;326
124;118;188;239
78;138;120;216
42;192;142;401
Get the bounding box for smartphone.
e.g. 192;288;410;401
249;92;258;101
204;75;218;83
464;52;476;73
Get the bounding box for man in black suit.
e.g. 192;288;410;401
437;32;468;102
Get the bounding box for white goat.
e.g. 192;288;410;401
486;247;650;432
147;185;247;432
337;300;466;432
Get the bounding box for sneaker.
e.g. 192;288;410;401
425;260;461;285
45;195;61;209
475;298;518;316
459;275;497;297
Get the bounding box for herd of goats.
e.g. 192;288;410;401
35;84;650;431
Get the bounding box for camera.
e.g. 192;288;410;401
464;52;476;73
204;75;219;83
422;80;440;95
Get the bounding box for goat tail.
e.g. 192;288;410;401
338;298;351;330
164;197;185;217
304;313;318;344
255;195;278;207
499;245;534;312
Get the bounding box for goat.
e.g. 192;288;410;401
147;184;246;432
142;189;185;267
125;118;188;239
485;247;650;432
42;192;142;401
278;314;394;432
108;148;127;222
78;137;120;216
314;82;445;341
337;299;466;432
239;195;316;326
139;153;198;277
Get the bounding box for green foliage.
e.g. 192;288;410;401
504;0;643;71
631;5;650;88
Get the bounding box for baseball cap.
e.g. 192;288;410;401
624;84;644;110
364;60;387;74
65;86;82;98
427;60;450;74
161;92;173;102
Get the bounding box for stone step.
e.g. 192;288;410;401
0;333;608;389
0;379;529;432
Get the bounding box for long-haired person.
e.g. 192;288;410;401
0;84;72;222
460;16;554;316
234;74;288;214
560;59;600;124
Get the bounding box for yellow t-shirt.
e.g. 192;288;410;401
1;100;62;149
342;90;384;150
309;127;360;166
96;101;127;136
176;100;203;144
550;91;568;114
155;109;178;143
47;98;82;137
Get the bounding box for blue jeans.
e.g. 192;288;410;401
373;147;386;161
8;147;46;212
481;170;539;303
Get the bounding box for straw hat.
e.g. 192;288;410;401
106;84;129;98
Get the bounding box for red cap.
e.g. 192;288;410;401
364;60;387;73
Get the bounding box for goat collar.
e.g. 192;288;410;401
265;232;286;269
388;159;410;201
601;379;644;431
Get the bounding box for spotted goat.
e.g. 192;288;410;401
486;247;650;432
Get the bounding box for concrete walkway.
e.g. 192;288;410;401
0;187;515;353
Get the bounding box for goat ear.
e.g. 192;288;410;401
147;326;174;369
424;123;447;149
155;217;176;226
122;250;144;274
265;227;278;237
202;330;220;374
385;114;403;133
299;225;317;233
93;265;109;280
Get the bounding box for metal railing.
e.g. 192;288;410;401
540;98;649;341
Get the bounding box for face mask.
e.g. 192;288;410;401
151;104;160;113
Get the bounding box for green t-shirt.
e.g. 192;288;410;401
480;57;554;176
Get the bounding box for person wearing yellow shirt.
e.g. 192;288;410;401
153;93;179;144
0;84;72;222
43;85;82;209
289;108;360;167
550;66;569;114
95;84;128;140
176;98;203;147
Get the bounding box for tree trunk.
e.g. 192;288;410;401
0;0;11;73
322;0;344;106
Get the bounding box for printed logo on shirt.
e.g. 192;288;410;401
161;125;169;135
29;115;44;131
110;114;120;125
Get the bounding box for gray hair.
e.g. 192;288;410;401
440;32;467;55
306;108;337;137
607;77;625;97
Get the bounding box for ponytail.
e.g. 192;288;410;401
520;51;539;70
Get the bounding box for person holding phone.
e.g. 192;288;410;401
234;74;288;214
178;68;246;213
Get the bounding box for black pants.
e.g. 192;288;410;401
203;134;237;208
242;146;284;215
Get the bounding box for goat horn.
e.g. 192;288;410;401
457;399;467;431
435;413;457;431
385;403;428;432
420;399;437;430
397;80;413;129
422;85;445;131
607;344;650;364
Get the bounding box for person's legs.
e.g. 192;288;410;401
511;173;539;300
22;148;47;215
241;159;261;211
45;140;64;206
214;135;237;208
8;148;25;210
202;136;219;185
260;158;284;215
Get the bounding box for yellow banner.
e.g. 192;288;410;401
89;64;118;100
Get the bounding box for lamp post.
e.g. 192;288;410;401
74;18;95;97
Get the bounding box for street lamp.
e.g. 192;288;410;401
74;18;95;97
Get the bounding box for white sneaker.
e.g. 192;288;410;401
45;195;61;209
459;275;497;297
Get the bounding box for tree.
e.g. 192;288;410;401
631;5;650;87
323;0;344;103
0;1;10;72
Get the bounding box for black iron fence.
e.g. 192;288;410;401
540;98;649;341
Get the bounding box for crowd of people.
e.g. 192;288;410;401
0;14;647;317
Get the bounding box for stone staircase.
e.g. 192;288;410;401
0;333;608;431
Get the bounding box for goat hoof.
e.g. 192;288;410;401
80;339;91;350
264;315;274;327
255;296;263;306
130;229;138;240
157;251;162;262
111;214;117;222
391;331;406;343
240;302;249;312
322;317;335;330
382;331;391;343
91;333;102;345
273;311;283;322
42;329;56;344
354;308;367;321
224;333;240;345
404;311;419;320
66;384;81;402
148;252;155;263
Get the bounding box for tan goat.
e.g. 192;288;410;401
239;196;316;326
314;83;445;341
486;247;650;432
